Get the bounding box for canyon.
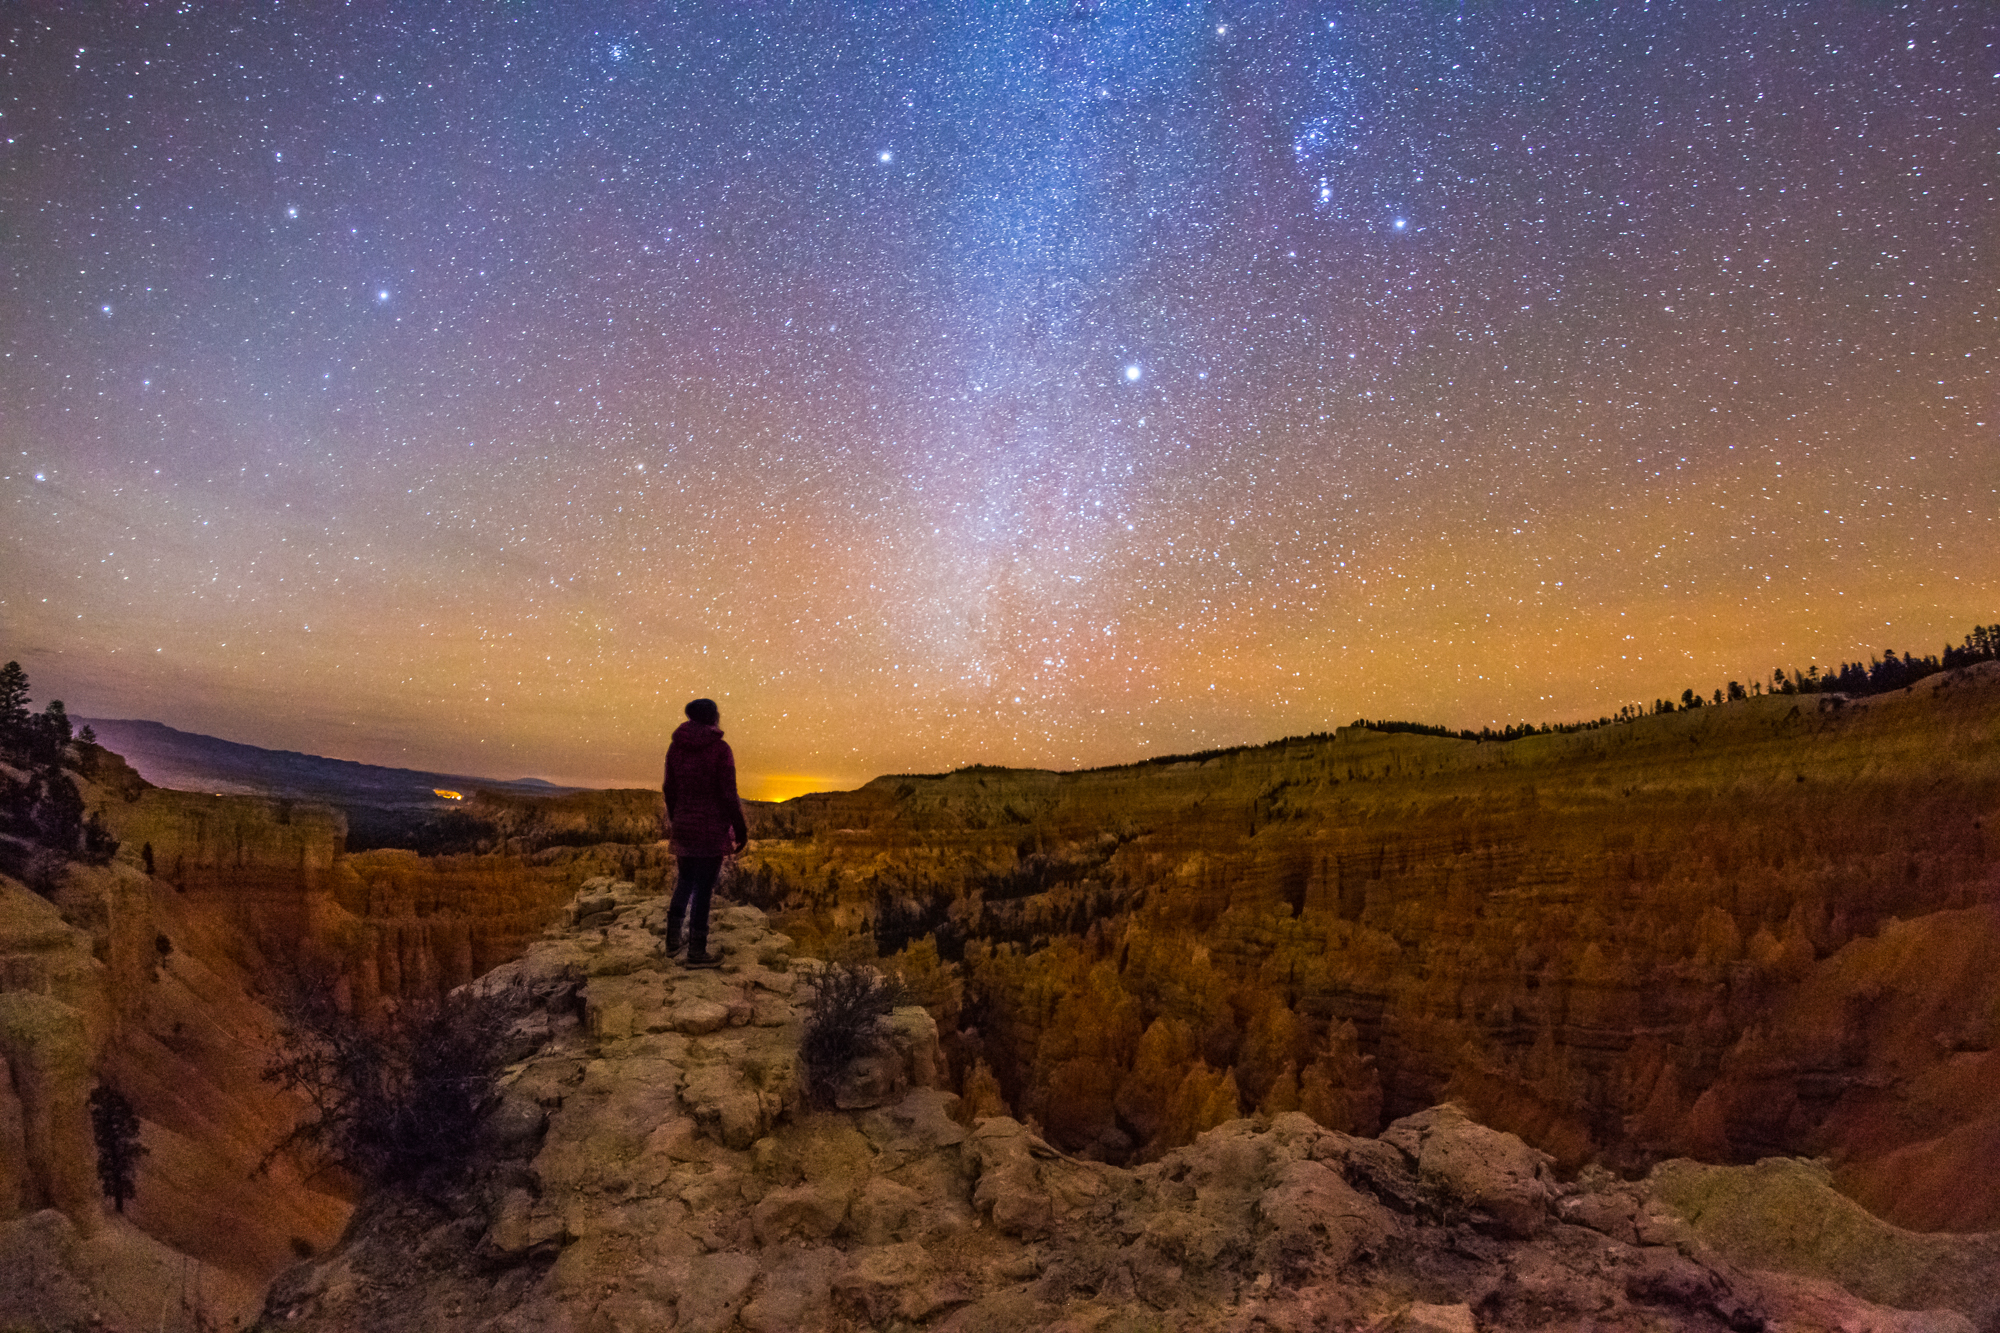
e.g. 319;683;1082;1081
0;746;666;1327
0;660;1994;1327
738;665;2000;1235
253;881;2000;1332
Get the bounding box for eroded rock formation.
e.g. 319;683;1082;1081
0;767;645;1327
734;665;2000;1232
0;845;348;1328
254;882;2000;1333
99;783;647;1018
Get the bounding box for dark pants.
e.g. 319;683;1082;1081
667;856;724;953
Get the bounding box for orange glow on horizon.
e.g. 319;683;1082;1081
745;772;854;804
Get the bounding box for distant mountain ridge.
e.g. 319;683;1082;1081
78;717;586;806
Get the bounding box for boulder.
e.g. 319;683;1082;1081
674;1250;761;1333
833;1241;964;1324
965;1117;1110;1240
1255;1157;1392;1272
739;1244;839;1332
1390;1103;1553;1237
752;1181;851;1244
844;1175;924;1244
1397;1303;1477;1333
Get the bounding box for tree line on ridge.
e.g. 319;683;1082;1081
1352;621;2000;743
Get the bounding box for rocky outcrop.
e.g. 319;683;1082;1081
735;665;2000;1229
0;1207;267;1332
255;881;2000;1333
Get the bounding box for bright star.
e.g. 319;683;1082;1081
878;150;893;164
1125;364;1142;382
1393;218;1408;230
376;289;391;302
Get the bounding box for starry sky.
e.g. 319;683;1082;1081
3;3;1993;798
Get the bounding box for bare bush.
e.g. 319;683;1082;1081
798;962;910;1107
261;971;515;1185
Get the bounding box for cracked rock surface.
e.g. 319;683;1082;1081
255;880;1998;1332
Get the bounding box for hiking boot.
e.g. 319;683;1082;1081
683;949;721;969
661;931;683;957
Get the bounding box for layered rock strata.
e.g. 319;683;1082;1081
0;773;646;1328
258;881;2000;1333
733;666;2000;1229
97;786;646;1019
0;855;349;1329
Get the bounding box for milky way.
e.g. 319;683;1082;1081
3;3;1993;796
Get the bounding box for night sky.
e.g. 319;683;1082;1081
3;3;1993;798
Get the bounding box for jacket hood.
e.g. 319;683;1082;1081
671;720;725;748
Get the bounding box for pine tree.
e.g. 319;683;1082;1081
0;661;28;748
26;699;71;767
89;1085;147;1213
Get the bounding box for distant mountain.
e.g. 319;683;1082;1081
79;718;588;808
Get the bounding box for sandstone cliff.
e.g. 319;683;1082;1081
251;879;2000;1333
0;767;654;1327
0;845;349;1328
7;662;1995;1325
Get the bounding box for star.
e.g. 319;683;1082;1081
1;1;1985;789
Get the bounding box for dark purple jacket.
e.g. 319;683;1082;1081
664;721;748;857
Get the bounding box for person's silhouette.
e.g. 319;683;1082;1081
661;697;749;968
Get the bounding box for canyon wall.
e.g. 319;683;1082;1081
1;766;655;1324
735;665;2000;1231
103;784;670;1018
6;663;1994;1325
0;811;350;1323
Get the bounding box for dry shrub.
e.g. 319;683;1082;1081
799;962;910;1107
262;970;515;1185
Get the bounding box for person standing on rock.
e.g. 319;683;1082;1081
661;697;749;968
